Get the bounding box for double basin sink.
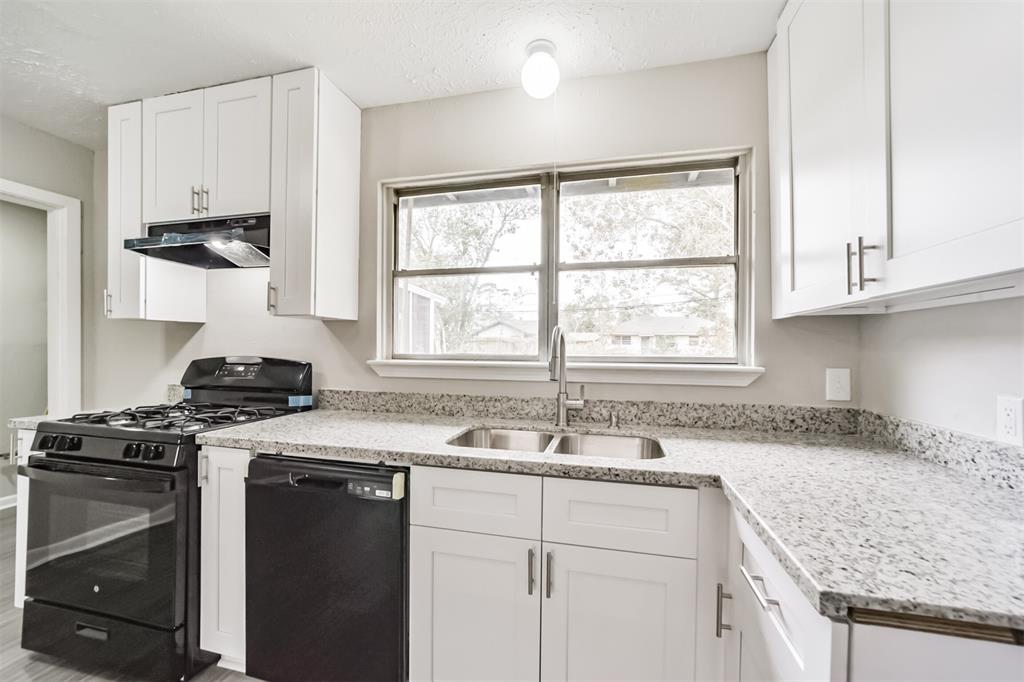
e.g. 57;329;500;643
448;427;664;460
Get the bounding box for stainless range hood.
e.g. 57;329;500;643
125;214;270;269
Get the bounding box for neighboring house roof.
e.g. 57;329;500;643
405;282;448;304
473;318;536;338
611;316;704;337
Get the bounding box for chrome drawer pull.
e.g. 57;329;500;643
545;551;553;598
716;582;733;638
739;564;780;611
528;548;536;595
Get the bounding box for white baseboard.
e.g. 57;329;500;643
218;656;246;673
0;494;16;511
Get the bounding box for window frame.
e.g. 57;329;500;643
374;150;758;384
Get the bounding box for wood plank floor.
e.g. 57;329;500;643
0;508;252;681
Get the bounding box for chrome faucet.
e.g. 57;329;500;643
548;326;585;427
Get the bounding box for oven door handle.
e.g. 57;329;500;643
18;464;174;494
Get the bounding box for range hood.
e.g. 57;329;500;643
125;214;270;269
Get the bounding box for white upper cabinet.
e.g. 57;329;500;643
884;0;1024;293
269;67;361;320
203;77;272;217
142;90;205;224
142;76;271;224
107;100;206;323
769;0;887;317
769;0;1024;317
106;101;145;319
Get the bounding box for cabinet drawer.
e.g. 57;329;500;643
543;478;698;558
731;510;842;681
411;466;542;539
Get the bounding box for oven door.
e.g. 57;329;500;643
20;456;188;630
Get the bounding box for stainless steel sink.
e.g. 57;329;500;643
447;428;556;452
552;433;664;459
448;427;664;460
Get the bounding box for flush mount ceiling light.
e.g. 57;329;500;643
521;39;560;99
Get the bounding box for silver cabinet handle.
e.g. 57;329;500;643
716;582;733;638
528;548;536;595
266;283;278;312
739;564;780;611
846;242;854;296
191;186;200;215
102;288;112;317
545;551;553;598
856;235;879;291
8;432;16;466
201;186;210;215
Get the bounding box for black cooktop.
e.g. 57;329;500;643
63;402;291;434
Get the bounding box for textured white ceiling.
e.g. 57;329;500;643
0;0;785;150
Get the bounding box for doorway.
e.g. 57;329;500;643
0;200;48;505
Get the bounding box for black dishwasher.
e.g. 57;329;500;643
245;455;408;682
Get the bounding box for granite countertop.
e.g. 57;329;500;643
199;408;1024;631
8;414;56;430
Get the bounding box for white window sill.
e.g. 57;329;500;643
367;359;765;386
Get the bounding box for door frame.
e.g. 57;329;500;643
0;177;82;417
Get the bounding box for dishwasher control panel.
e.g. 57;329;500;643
347;472;405;501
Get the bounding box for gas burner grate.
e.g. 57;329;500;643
66;402;290;433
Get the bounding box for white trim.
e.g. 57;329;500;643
0;493;16;511
0;178;82;417
367;359;765;386
374;148;758;382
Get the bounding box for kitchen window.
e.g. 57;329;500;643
374;153;760;386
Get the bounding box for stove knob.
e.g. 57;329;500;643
149;445;166;461
54;436;69;451
38;435;55;450
139;444;154;460
68;436;82;451
122;443;140;459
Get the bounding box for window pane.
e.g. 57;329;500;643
397;185;542;270
559;168;735;263
394;273;539;356
558;266;736;358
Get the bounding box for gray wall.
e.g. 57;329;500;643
861;298;1024;440
0;201;47;500
86;53;861;409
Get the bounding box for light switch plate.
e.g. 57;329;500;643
826;368;851;402
996;396;1023;446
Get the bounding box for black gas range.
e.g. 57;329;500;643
19;356;312;681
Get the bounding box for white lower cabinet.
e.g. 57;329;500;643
409;466;706;682
198;445;251;671
13;429;37;608
409;526;540;682
540;542;696;682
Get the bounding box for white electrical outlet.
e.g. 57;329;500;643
826;368;851;402
996;395;1024;446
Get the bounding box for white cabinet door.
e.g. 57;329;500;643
13;429;36;609
885;0;1024;293
142;89;204;224
106;101;144;319
269;67;360;319
199;446;250;670
540;542;697;682
269;68;318;317
784;0;869;312
410;526;540;682
203;77;272;218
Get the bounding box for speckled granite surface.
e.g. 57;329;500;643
7;414;54;430
198;408;1024;630
319;389;862;434
320;389;1023;490
860;411;1024;490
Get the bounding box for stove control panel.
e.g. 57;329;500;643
216;362;260;379
122;442;166;461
